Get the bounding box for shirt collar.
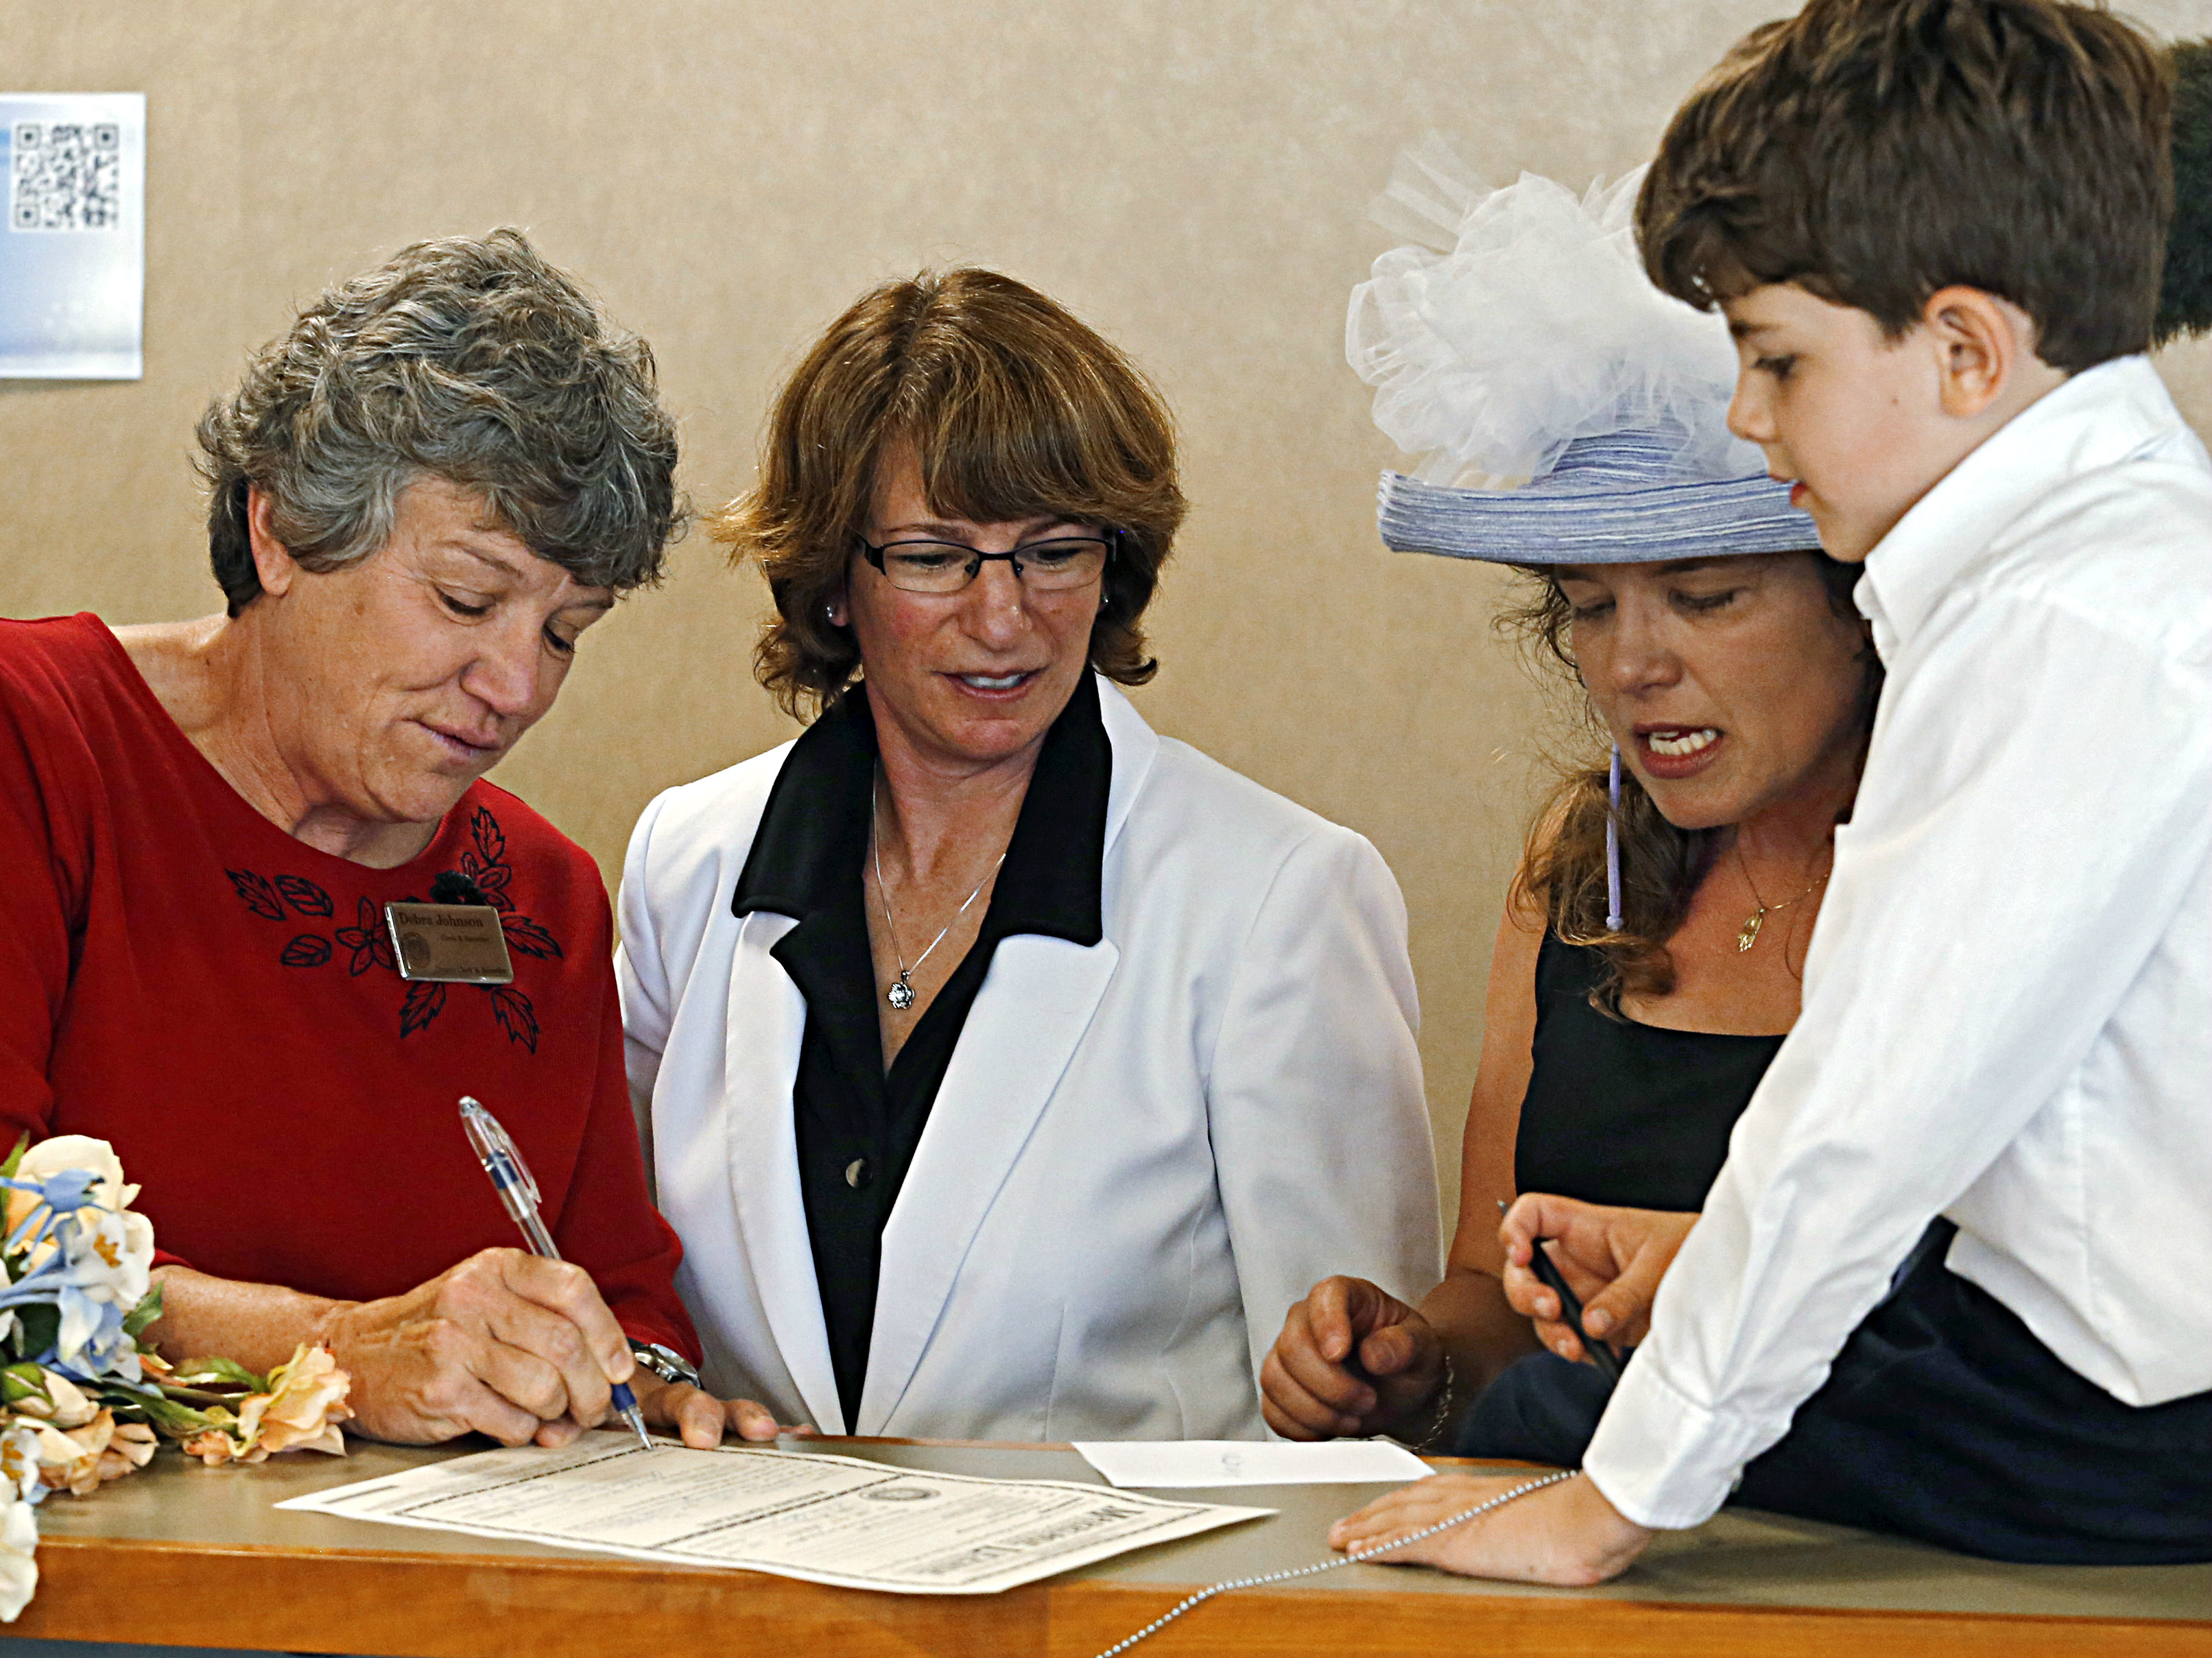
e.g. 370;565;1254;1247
1857;356;2199;653
732;672;1110;948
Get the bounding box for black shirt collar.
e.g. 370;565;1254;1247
733;673;1109;947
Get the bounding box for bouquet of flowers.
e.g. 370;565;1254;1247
0;1134;354;1621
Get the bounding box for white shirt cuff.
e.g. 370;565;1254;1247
1581;1354;1781;1530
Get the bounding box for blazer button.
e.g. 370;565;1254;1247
843;1157;872;1190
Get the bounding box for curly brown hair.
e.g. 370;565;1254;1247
1636;0;2171;374
713;268;1187;721
1500;555;1881;1013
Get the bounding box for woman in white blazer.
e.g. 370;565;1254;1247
617;269;1439;1441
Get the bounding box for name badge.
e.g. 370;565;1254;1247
383;902;515;985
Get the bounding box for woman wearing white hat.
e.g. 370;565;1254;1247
1261;160;1878;1470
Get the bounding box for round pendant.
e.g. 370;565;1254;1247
887;977;915;1010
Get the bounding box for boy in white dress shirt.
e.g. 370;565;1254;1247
1331;0;2212;1581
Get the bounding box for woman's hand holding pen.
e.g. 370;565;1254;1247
309;1246;809;1449
1261;1276;1447;1441
1498;1195;1697;1361
316;1247;647;1447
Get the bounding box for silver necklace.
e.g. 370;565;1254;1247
1091;1469;1579;1656
870;784;1005;1011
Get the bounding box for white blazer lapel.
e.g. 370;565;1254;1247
860;933;1120;1432
722;910;844;1433
1095;680;1158;853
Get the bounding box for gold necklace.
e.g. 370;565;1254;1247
1735;841;1830;953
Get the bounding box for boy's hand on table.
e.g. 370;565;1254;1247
1498;1196;1697;1359
1330;1469;1652;1585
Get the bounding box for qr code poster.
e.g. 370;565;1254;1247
0;93;144;379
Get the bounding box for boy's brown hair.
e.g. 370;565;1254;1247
1637;0;2172;372
714;268;1186;721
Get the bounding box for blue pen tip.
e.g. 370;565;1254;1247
612;1384;654;1451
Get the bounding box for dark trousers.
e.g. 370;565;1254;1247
1453;1225;2212;1565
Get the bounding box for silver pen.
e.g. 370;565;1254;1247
460;1094;655;1450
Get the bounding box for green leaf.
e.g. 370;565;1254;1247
0;1362;48;1406
13;1302;59;1362
0;1134;27;1181
171;1356;265;1393
117;1389;233;1436
123;1283;165;1340
84;1374;160;1416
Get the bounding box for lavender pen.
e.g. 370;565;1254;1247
1606;745;1624;932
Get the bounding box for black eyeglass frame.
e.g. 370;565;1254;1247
856;529;1121;592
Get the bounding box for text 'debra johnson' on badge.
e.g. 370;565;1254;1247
383;902;514;985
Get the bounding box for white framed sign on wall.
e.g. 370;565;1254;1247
0;92;145;380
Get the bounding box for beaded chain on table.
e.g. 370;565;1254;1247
1090;1467;1580;1656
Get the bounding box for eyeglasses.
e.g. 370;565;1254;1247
858;533;1115;595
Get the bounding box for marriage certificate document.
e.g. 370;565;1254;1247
278;1437;1270;1594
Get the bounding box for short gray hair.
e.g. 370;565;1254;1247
196;228;684;615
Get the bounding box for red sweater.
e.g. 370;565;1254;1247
0;614;697;1360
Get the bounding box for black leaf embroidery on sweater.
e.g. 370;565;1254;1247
273;874;333;917
400;980;447;1037
484;985;540;1052
228;808;562;1048
226;868;285;922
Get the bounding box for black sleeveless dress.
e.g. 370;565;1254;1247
1454;932;2212;1565
1512;930;1781;1213
1454;930;1773;1471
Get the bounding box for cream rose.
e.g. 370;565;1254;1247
182;1345;353;1465
234;1344;352;1461
0;1495;36;1623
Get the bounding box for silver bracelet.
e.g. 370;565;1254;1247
1092;1467;1580;1657
1412;1352;1458;1452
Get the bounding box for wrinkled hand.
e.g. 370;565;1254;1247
1329;1470;1652;1585
1261;1276;1446;1441
632;1375;808;1448
319;1248;645;1447
1499;1196;1697;1362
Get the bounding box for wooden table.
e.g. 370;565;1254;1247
9;1437;2211;1656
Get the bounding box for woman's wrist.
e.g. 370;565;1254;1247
626;1341;700;1390
1565;1471;1657;1575
145;1265;353;1374
1405;1351;1460;1451
305;1294;372;1369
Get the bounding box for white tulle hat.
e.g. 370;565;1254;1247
1347;143;1818;565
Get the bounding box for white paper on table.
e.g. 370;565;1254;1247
278;1435;1270;1595
1071;1439;1434;1489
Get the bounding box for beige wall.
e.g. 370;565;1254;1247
8;0;2212;1235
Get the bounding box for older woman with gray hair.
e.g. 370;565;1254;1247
0;230;752;1450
